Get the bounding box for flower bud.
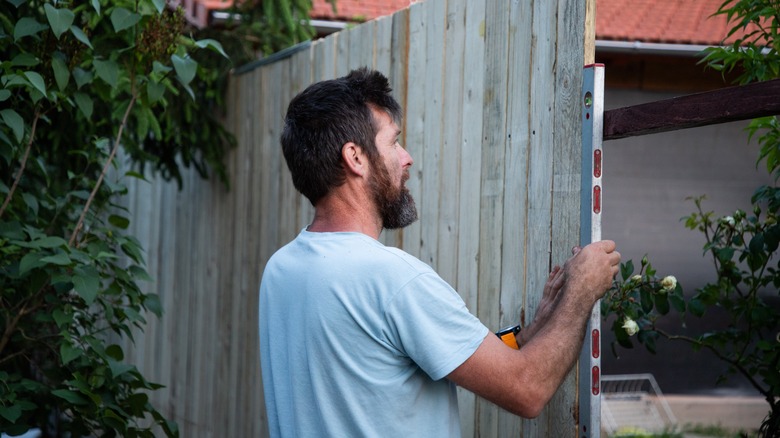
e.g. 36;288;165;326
720;216;735;227
631;274;642;283
660;275;677;292
622;318;639;336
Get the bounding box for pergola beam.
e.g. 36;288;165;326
604;78;780;141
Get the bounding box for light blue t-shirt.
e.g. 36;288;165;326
259;230;489;437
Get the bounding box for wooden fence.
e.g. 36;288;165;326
122;0;590;435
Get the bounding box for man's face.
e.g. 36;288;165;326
368;109;418;230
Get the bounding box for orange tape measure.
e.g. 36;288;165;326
495;325;522;350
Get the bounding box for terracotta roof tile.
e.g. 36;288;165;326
597;0;758;45
181;0;763;46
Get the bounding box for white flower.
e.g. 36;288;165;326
660;275;677;292
631;274;642;283
622;318;639;336
720;216;735;227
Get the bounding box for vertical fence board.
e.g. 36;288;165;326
400;1;426;258
419;0;445;269
550;0;587;435
501;0;533;435
382;9;409;249
121;0;589;435
476;1;510;435
435;0;464;288
455;0;485;434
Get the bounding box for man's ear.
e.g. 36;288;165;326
342;142;368;177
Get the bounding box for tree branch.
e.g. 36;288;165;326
69;94;138;247
655;328;770;400
0;111;41;220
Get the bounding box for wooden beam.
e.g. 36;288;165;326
604;78;780;140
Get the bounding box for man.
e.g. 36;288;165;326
259;68;620;437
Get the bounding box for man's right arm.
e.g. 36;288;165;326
446;240;620;418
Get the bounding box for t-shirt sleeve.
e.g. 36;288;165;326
384;272;490;381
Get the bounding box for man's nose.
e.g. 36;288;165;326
400;146;414;168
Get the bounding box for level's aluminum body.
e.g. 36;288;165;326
578;64;605;438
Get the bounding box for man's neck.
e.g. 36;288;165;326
308;191;382;239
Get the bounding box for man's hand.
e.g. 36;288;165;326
562;240;620;304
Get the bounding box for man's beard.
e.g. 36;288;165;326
369;158;418;230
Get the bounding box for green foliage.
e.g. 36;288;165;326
1;0;322;434
0;0;236;434
604;196;779;436
605;1;780;436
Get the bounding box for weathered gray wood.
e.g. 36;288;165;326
502;0;533;435
419;0;445;271
455;0;485;434
550;0;587;435
119;0;589;435
400;1;425;258
476;1;510;435
435;0;464;289
380;9;408;248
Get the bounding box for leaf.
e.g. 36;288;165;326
20;191;38;215
0;109;24;143
70;26;93;49
106;344;124;360
7;0;26;7
0;405;22;422
150;0;165;14
654;292;670;315
52;308;72;328
688;297;706;318
108;214;130;229
110;7;141;32
30;236;68;248
44;4;75;39
41;252;71;266
144;293;163;316
152;61;173;75
640;289;653;313
93;59;119;88
171;54;197;85
73;67;94;89
13;17;48;41
91;0;100;14
74;92;93;119
129;265;153;282
620;260;634;281
24;71;46;96
52;389;89;405
11;53;39;67
195;38;229;58
0;90;10;102
60;343;81;365
108;359;134;378
73;266;100;304
52;56;70;91
18;252;44;276
147;80;166;103
669;292;685;313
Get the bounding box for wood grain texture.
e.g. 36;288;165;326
119;0;587;435
604;78;780;140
